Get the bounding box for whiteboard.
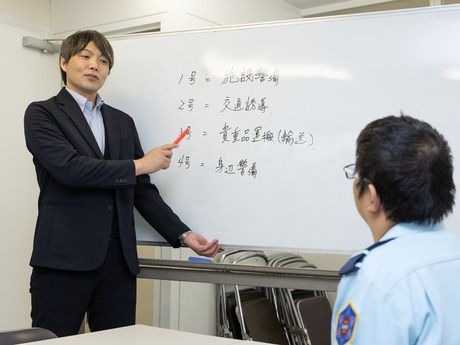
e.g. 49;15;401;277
102;6;460;253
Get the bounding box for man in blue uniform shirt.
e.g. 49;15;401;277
332;115;460;345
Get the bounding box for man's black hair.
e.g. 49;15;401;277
355;114;455;225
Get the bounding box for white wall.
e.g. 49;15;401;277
50;0;169;36
173;0;301;30
0;0;49;28
0;11;60;330
49;0;300;36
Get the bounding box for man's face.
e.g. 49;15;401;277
60;41;110;102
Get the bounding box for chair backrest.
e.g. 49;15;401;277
0;327;57;345
242;296;289;345
297;296;332;345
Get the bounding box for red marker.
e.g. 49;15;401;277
173;127;190;144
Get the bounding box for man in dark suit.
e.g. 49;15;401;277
24;30;220;337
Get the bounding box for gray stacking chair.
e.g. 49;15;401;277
217;250;288;344
217;249;267;339
267;253;332;345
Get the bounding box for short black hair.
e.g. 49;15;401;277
60;30;114;84
355;114;455;225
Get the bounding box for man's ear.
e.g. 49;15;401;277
60;57;67;72
366;183;382;213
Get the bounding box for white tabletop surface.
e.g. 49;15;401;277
26;325;274;344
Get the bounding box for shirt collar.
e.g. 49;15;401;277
66;87;104;113
380;222;445;242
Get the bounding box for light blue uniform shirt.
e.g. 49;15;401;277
66;88;105;154
332;222;460;345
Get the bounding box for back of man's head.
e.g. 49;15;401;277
355;114;455;225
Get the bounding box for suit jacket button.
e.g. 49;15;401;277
107;205;113;211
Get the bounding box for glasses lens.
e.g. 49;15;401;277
344;164;356;179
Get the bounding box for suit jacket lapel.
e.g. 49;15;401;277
101;105;120;160
57;88;104;159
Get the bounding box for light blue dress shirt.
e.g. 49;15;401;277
332;222;460;345
66;88;105;154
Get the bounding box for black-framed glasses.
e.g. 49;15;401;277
343;163;372;186
343;164;357;179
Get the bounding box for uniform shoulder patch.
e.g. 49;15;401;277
335;302;359;345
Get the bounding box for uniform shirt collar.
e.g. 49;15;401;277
66;87;104;113
339;222;445;276
380;222;444;242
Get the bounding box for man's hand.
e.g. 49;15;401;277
184;232;222;258
134;143;178;176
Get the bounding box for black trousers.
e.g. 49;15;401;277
30;238;136;337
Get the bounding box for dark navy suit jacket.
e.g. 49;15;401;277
24;88;189;274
